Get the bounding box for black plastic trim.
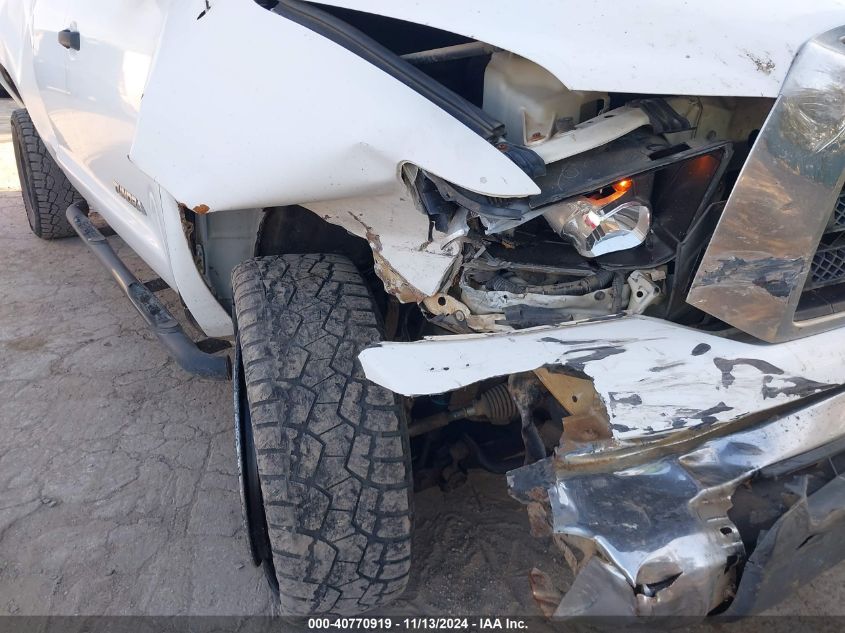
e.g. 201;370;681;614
630;98;691;134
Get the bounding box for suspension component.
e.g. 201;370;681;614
409;383;518;437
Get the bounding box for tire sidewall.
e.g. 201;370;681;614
10;112;41;235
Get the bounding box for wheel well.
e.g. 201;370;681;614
256;205;389;315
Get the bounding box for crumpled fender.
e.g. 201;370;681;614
128;0;538;214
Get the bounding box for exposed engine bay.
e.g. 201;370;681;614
389;53;769;334
259;3;774;336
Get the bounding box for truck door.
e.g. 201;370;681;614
26;0;70;150
51;0;173;280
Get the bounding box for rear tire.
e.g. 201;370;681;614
10;109;81;239
232;254;413;615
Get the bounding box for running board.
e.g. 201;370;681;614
67;202;231;380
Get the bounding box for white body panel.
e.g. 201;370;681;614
359;315;843;440
53;0;167;261
311;0;845;97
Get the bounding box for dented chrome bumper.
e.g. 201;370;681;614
509;387;845;616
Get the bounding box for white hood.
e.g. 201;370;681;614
307;0;845;97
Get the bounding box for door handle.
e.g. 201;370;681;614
58;28;80;51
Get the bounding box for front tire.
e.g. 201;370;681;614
10;109;81;240
232;254;413;615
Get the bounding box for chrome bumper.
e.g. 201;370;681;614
508;387;845;616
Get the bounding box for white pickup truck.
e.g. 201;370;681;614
2;0;845;619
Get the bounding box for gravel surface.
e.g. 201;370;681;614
0;98;843;621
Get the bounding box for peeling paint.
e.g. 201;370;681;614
670;402;734;427
695;256;804;299
562;345;627;373
609;393;643;406
745;50;776;75
713;357;784;388
649;361;685;372
761;375;836;400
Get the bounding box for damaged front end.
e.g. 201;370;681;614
345;19;845;619
140;0;845;617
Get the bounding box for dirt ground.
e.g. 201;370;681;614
1;98;844;622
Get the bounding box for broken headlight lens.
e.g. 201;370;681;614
543;199;651;258
542;179;652;258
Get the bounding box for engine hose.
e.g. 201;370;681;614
611;272;626;312
487;269;614;296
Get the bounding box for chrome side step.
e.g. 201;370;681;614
67;201;231;380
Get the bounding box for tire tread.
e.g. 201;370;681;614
10;109;81;239
232;254;412;615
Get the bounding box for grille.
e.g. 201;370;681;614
832;188;845;231
807;233;845;290
805;187;845;291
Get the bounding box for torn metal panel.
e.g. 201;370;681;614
553;558;640;617
359;315;844;440
306;0;845;97
129;0;539;214
508;389;845;617
688;26;845;342
546;461;741;616
303;187;462;300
